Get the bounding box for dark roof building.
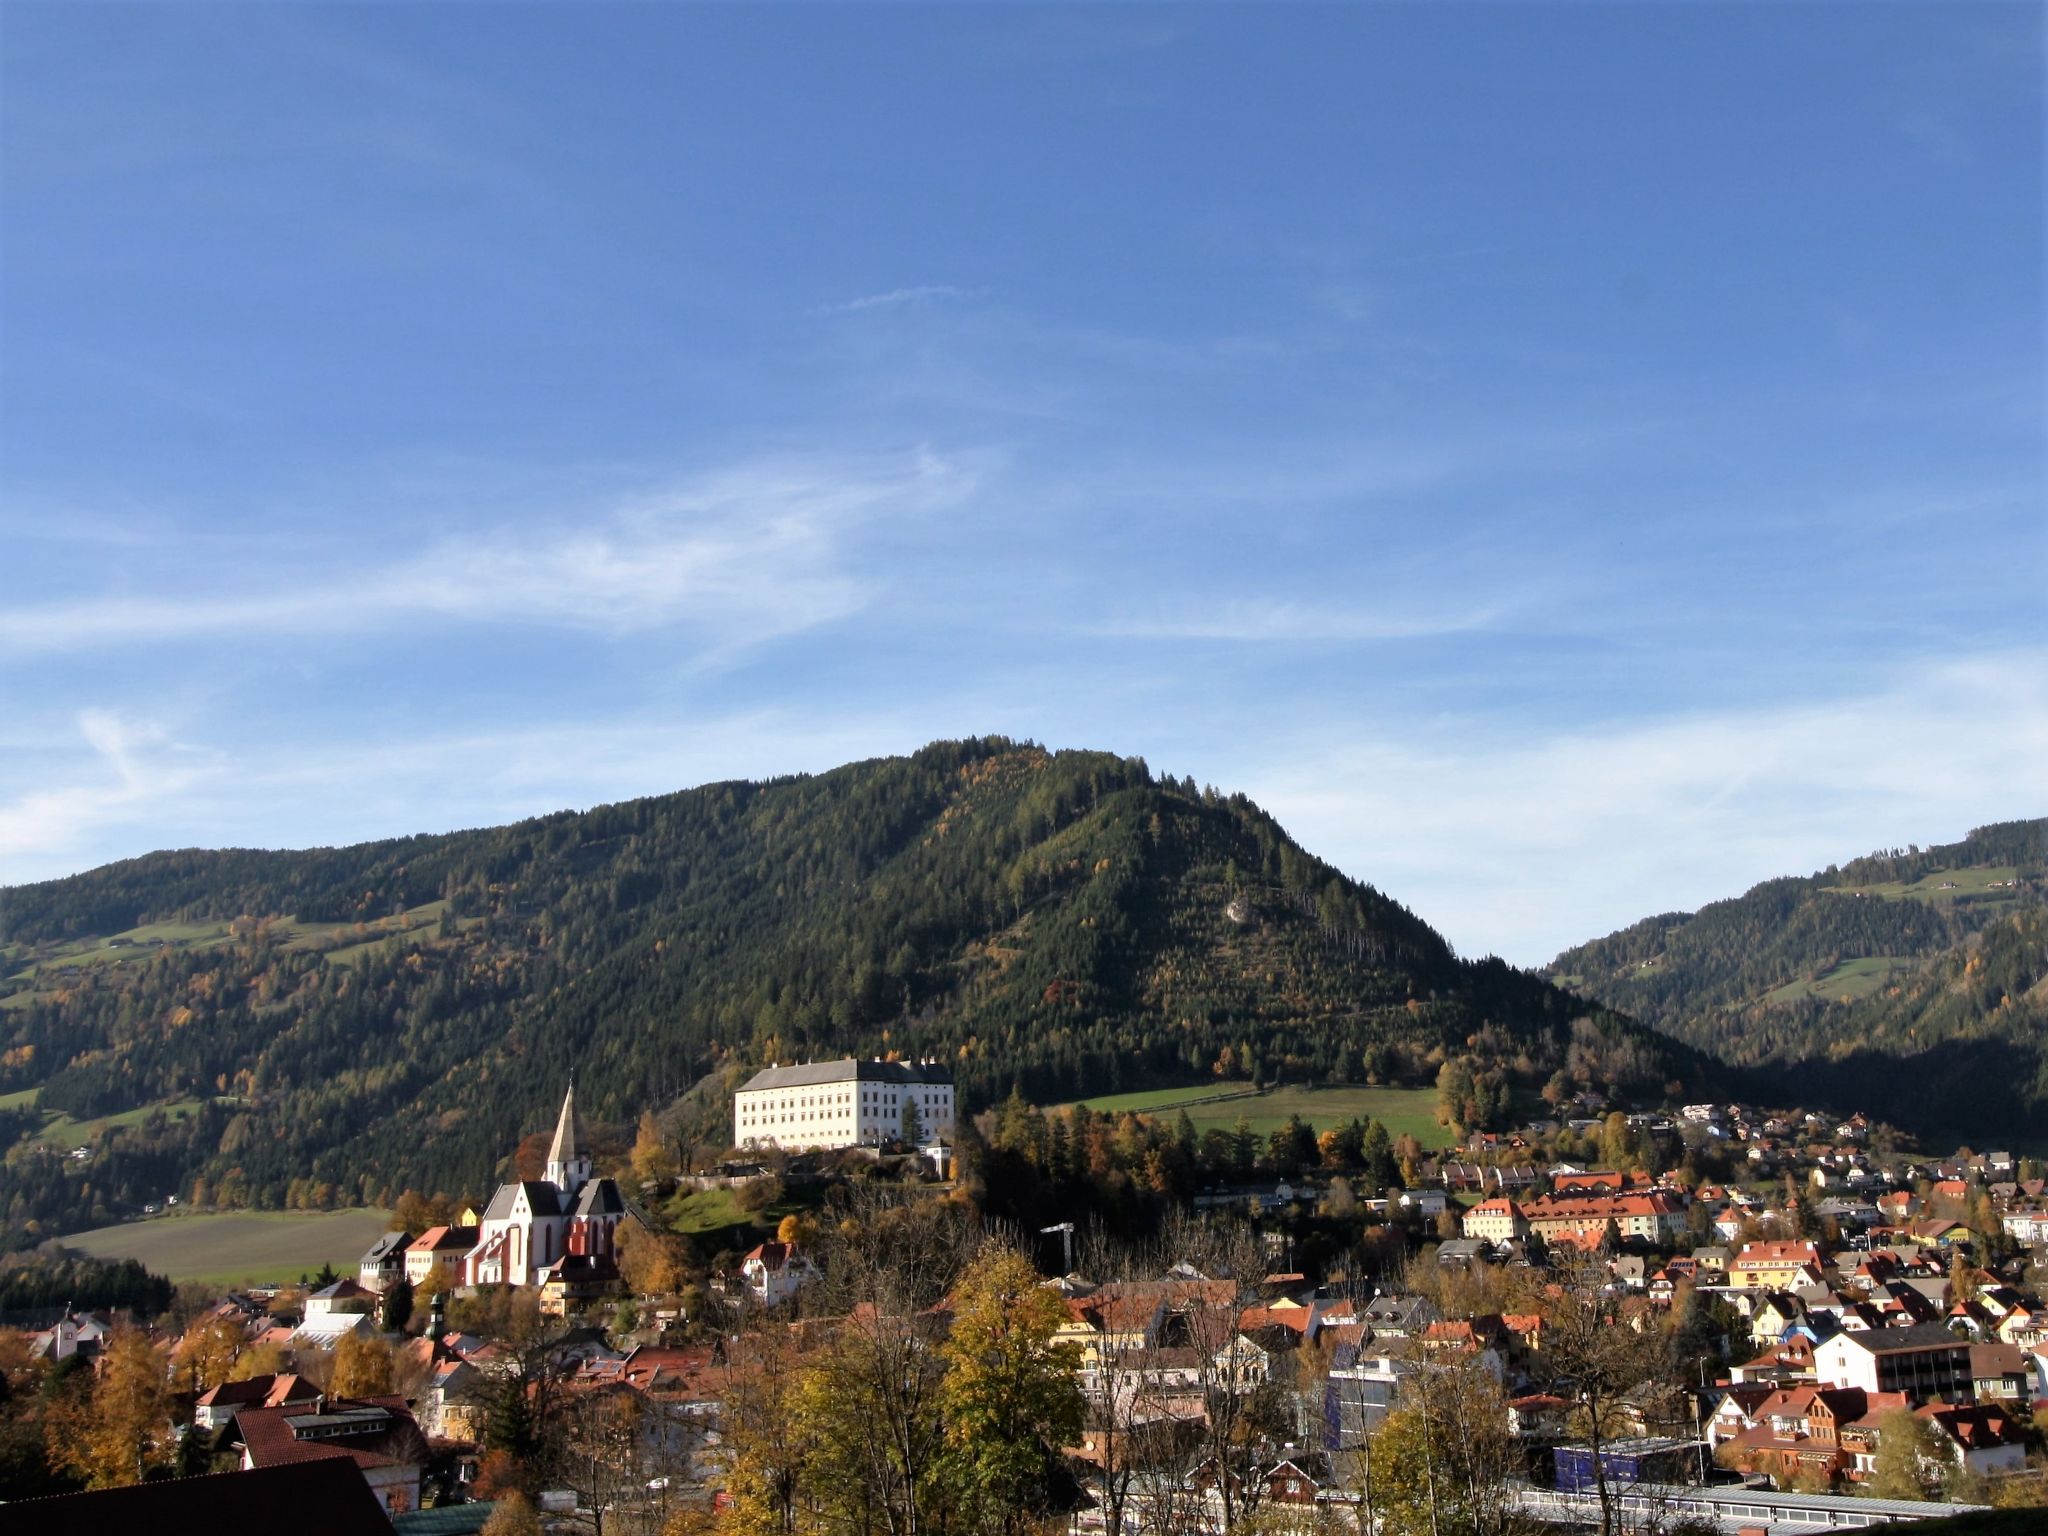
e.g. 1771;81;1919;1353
738;1058;954;1092
1;1458;393;1536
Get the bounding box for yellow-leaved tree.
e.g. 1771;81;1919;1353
936;1245;1083;1536
331;1331;396;1398
47;1327;176;1488
171;1314;245;1395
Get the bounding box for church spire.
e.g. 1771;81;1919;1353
544;1080;590;1196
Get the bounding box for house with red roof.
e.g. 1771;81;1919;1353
193;1372;321;1431
739;1240;819;1307
231;1394;428;1517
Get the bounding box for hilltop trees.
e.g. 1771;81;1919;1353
0;738;1698;1245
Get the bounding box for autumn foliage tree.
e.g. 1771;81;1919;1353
936;1245;1083;1536
171;1314;244;1395
46;1328;175;1488
331;1331;396;1398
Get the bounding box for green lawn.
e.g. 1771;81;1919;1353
1054;1084;1262;1116
671;1185;747;1234
1056;1081;1450;1148
1;901;461;997
1843;865;2021;904
1763;954;1915;1006
0;1087;39;1110
38;1097;210;1150
64;1208;394;1287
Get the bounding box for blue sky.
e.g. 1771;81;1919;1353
2;4;2041;965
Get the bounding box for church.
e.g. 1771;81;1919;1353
461;1082;630;1297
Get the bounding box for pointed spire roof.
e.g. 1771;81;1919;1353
547;1081;585;1171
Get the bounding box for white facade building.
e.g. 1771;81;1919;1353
734;1058;955;1151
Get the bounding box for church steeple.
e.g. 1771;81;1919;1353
544;1080;591;1196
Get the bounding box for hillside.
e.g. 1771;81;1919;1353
1548;819;2047;1141
0;739;1708;1247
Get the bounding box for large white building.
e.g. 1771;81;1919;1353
734;1058;955;1151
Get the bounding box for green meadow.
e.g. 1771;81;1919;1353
64;1208;394;1288
1054;1081;1449;1148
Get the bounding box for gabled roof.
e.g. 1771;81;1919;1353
195;1372;321;1412
310;1278;374;1301
407;1224;480;1254
360;1230;412;1265
234;1394;428;1474
739;1057;954;1092
482;1180;563;1221
570;1177;627;1218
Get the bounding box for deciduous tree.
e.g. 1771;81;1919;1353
47;1327;175;1488
937;1245;1083;1536
332;1332;396;1398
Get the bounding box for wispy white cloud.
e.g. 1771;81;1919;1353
1098;599;1506;643
1242;649;2048;967
0;449;975;655
818;285;976;315
0;703;955;887
0;712;220;877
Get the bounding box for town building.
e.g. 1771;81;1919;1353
357;1230;411;1295
404;1225;479;1288
1520;1191;1687;1247
1813;1324;1974;1404
231;1395;429;1517
738;1240;819;1307
733;1057;955;1152
1729;1240;1826;1289
1461;1196;1529;1243
461;1082;632;1292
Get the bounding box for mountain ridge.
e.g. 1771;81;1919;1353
1547;817;2047;1142
0;737;1709;1247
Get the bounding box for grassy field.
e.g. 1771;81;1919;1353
1763;954;1915;1006
1843;865;2021;904
38;1097;210;1150
64;1208;394;1287
2;901;457;990
1056;1081;1449;1148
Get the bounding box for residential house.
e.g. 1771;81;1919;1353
2001;1210;2048;1245
193;1373;321;1431
232;1395;429;1517
404;1225;480;1289
27;1311;112;1362
1729;1241;1826;1290
1969;1342;2030;1403
1461;1196;1528;1243
738;1240;818;1307
357;1230;411;1295
1521;1191;1687;1248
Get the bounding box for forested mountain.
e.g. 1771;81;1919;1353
0;739;1705;1246
1548;819;2047;1141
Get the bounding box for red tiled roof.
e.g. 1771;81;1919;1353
234;1394;427;1474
